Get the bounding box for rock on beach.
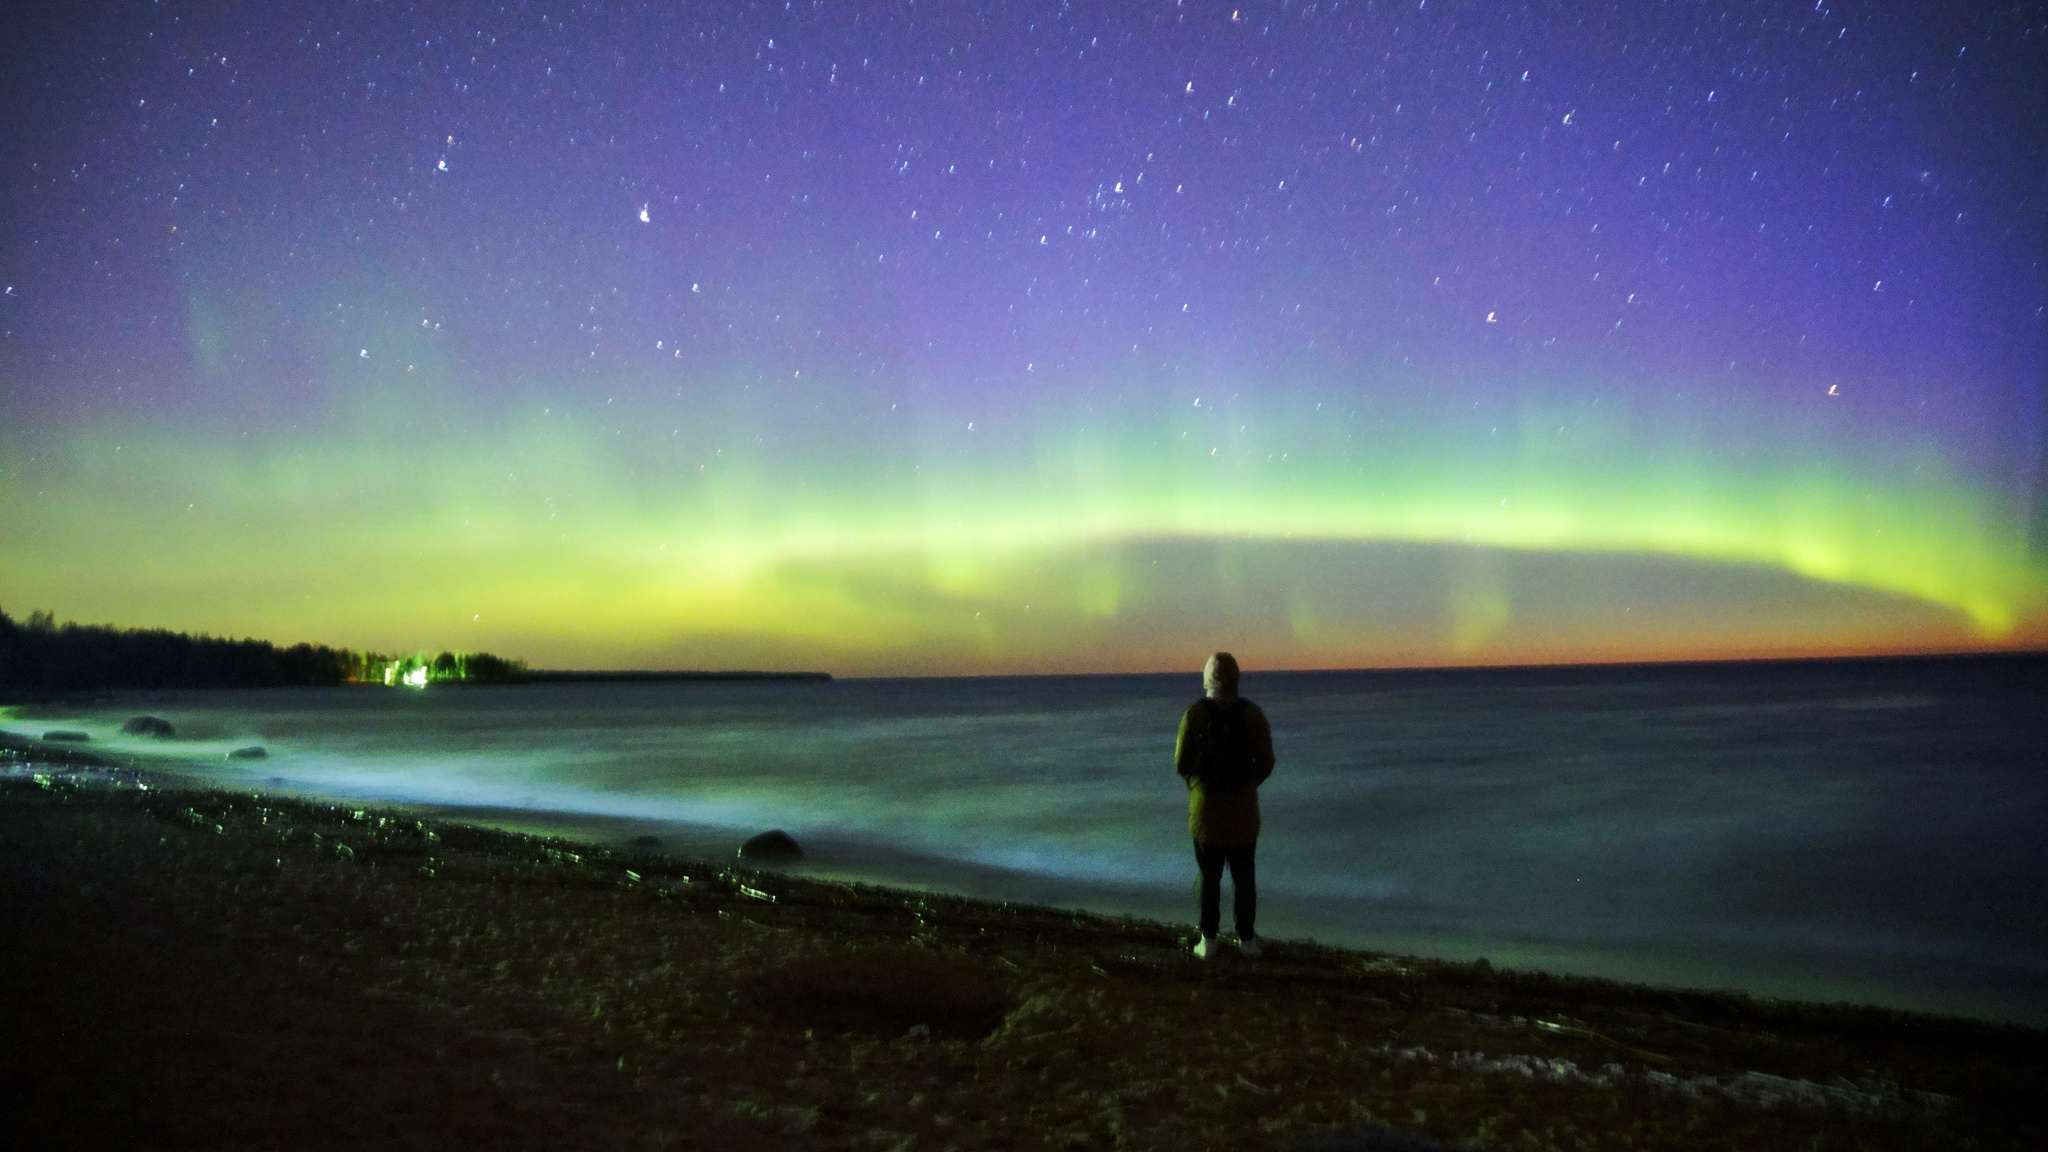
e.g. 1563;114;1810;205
738;829;803;864
121;716;176;738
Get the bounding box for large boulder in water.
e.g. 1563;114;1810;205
122;715;176;738
738;829;804;865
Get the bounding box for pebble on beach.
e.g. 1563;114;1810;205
42;730;91;742
227;746;268;760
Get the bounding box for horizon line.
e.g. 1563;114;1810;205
538;646;2047;683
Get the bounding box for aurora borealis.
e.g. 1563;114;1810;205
3;1;2044;673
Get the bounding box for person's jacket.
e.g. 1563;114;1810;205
1174;695;1274;846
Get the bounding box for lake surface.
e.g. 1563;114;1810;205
6;655;2043;1024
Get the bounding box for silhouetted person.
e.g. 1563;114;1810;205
1175;651;1275;959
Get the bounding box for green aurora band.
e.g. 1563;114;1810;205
4;374;2040;673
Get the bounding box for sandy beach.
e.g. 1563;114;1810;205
2;736;2041;1151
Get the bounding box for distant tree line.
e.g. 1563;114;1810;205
377;649;528;687
0;608;527;692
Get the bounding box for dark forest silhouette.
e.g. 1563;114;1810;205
0;608;525;692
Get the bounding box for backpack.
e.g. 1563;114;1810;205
1197;698;1259;792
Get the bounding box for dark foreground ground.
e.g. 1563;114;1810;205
2;751;2042;1150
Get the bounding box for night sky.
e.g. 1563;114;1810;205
3;1;2044;673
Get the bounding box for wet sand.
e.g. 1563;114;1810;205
1;740;2041;1150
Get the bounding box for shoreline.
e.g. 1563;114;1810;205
8;716;2035;1028
3;736;2042;1150
2;647;2039;700
522;669;834;682
5;712;2041;1019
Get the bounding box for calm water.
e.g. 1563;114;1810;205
6;656;2043;1024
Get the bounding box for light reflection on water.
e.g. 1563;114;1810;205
5;657;2043;1024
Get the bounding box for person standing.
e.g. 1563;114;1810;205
1175;651;1275;959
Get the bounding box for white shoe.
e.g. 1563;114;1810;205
1192;934;1218;959
1238;935;1263;958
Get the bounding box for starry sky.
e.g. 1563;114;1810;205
2;0;2044;674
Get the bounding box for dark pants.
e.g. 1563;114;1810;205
1194;839;1257;939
